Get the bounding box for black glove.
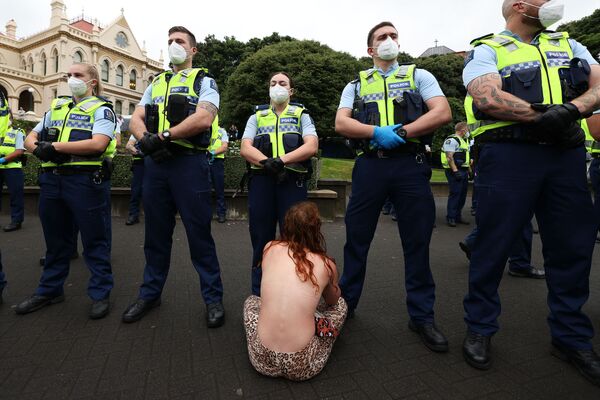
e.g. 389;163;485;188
453;170;463;181
149;147;173;164
532;103;582;139
260;157;285;176
138;132;165;155
33;141;60;162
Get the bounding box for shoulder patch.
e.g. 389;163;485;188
445;139;453;145
255;104;270;112
464;50;475;67
103;108;115;123
209;78;218;91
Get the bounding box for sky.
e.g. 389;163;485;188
2;0;598;65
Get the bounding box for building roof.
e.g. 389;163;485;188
419;45;455;58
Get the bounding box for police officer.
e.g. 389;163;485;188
208;125;229;223
125;134;144;225
336;21;452;352
122;26;225;328
441;122;471;227
17;62;115;319
240;71;318;296
0;109;26;232
462;1;600;383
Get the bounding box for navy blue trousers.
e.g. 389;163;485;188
340;154;436;323
36;172;112;300
0;168;24;223
139;154;223;304
128;161;144;219
209;158;226;217
464;143;595;349
248;173;307;296
0;249;5;291
445;168;469;221
589;157;600;232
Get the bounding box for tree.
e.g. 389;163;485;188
558;9;600;61
221;40;364;137
414;54;466;99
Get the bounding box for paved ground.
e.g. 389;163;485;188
1;198;600;400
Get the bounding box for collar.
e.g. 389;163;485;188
373;62;400;78
500;29;544;45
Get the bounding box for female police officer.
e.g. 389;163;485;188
240;72;318;296
17;62;115;319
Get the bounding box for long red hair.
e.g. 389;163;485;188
263;201;338;292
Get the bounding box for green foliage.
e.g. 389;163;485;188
414;54;466;99
11;119;37;133
431;96;466;151
558;9;600;61
221;40;364;137
193;33;296;96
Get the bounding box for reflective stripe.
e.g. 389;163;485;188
0;109;8;116
279;124;300;133
152;96;165;104
78;99;105;112
389;88;415;98
499;61;542;76
547;59;570;67
65;121;93;129
257;126;276;134
362;93;385;101
491;36;519;52
395;65;411;78
49;120;63;127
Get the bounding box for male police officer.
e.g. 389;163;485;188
125;134;144;225
336;21;452;352
122;26;225;328
0;109;25;232
462;0;600;384
208;126;229;223
441;122;470;227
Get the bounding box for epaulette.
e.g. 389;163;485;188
254;104;270;112
470;33;495;46
289;102;304;108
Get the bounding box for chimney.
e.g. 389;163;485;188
50;0;66;27
5;19;16;39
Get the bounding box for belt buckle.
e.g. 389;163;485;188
376;150;388;159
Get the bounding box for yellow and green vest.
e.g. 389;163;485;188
583;119;600;155
208;123;227;160
0;94;9;135
358;63;420;144
0;127;25;169
252;103;308;173
43;96;115;168
465;32;578;138
150;68;217;150
441;134;470;168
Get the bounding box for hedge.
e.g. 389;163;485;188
22;152;320;190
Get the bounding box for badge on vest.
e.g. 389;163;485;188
279;117;298;124
69;114;91;122
170;87;189;94
388;82;411;90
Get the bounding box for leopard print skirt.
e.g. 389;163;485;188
243;295;347;381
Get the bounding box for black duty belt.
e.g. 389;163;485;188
591;153;600;159
40;166;100;175
476;125;555;145
167;143;206;156
364;142;425;158
132;158;144;165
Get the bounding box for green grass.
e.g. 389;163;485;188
320;157;448;183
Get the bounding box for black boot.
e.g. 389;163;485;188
552;341;600;387
122;298;161;323
463;331;492;370
409;321;449;352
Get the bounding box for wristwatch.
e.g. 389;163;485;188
395;127;408;139
161;130;172;142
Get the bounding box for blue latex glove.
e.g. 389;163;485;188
207;150;216;165
0;158;5;165
372;124;405;149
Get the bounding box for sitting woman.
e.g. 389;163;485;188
243;201;347;381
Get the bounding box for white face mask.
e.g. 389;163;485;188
68;77;90;97
376;36;400;61
168;42;188;65
269;85;290;104
521;0;564;28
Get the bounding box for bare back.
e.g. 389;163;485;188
257;242;340;353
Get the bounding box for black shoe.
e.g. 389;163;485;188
459;241;471;260
122;298;161;323
447;219;457;227
409;320;449;352
463;331;492;370
15;294;65;315
457;219;470;225
207;302;225;328
552;342;600;387
90;298;110;320
508;266;545;279
217;215;226;223
3;222;22;232
125;216;139;226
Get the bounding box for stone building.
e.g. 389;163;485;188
0;0;163;119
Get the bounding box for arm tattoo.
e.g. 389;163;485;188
198;101;218;118
576;85;600;113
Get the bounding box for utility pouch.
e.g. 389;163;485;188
144;104;159;133
352;98;368;124
394;91;431;144
560;58;590;101
253;135;272;158
502;67;543;104
187;129;211;148
47;128;60;143
101;157;114;180
166;95;190;127
282;133;302;153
